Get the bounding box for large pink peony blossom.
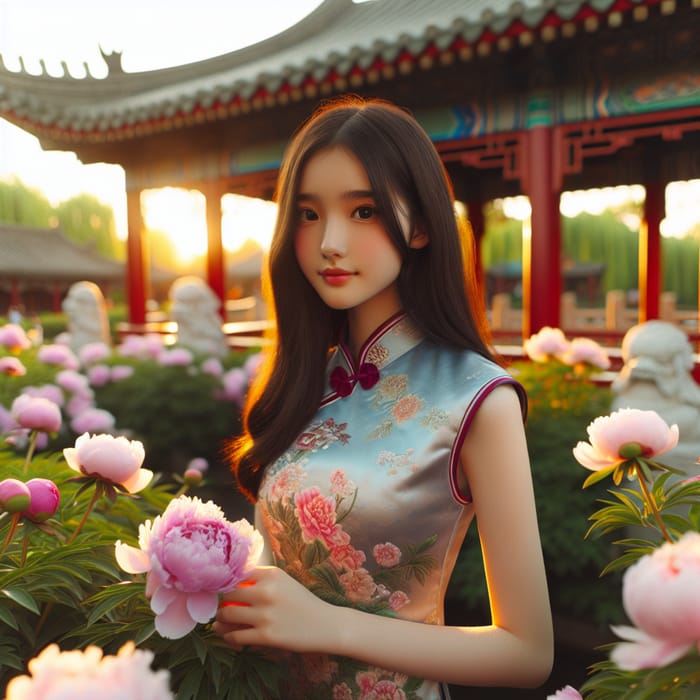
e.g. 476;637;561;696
611;531;700;670
547;686;583;700
63;433;152;493
10;395;62;433
115;495;263;639
523;326;570;362
573;408;678;473
4;641;173;700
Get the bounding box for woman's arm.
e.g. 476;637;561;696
214;384;553;688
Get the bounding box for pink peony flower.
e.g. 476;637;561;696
201;357;223;377
547;686;583;700
0;478;31;513
388;590;410;611
37;343;80;370
4;642;173;700
0;356;26;376
21;478;60;522
560;337;611;370
373;542;402;568
117;334;164;359
10;395;62;433
0;323;31;352
21;383;65;407
86;364;112;387
70;408;116;435
219;367;248;404
56;369;91;394
63;433;152;493
294;486;340;545
339;567;377;604
186;457;209;473
110;364;134;382
78;341;112;365
115;495;263;639
157;348;194;366
523;326;570;362
66;394;95;418
329;469;355;498
610;531;700;670
573;408;679;473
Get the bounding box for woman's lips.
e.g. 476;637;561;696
320;269;355;286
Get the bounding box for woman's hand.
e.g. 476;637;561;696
212;565;335;653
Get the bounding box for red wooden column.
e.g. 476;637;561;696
202;182;226;317
126;188;150;325
522;96;562;337
639;180;664;322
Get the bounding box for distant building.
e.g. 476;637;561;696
0;224;175;314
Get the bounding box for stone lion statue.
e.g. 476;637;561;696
611;320;700;476
62;281;112;352
169;276;228;357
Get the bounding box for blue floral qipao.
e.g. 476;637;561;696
257;313;526;700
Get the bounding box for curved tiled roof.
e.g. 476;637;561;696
0;225;125;281
0;0;662;144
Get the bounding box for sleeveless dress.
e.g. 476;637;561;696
257;312;527;700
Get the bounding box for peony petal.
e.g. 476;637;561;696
151;584;178;615
121;468;154;494
154;592;197;639
115;541;151;574
62;447;82;474
186;591;219;624
610;625;693;670
572;441;616;471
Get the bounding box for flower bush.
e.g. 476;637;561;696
0;323;280;699
0;435;280;699
551;406;700;698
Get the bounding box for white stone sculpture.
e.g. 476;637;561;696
170;276;228;357
611;320;700;476
62;281;112;352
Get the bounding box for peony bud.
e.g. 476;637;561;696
0;478;31;513
183;468;203;486
22;478;60;522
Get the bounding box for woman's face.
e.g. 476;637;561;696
293;147;418;333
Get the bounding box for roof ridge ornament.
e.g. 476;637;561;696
99;46;124;76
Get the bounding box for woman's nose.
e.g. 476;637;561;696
320;219;348;258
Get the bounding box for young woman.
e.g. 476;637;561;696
214;96;553;699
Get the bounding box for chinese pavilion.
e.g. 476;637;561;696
1;0;698;338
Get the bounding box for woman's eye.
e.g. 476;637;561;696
353;206;375;220
299;208;319;222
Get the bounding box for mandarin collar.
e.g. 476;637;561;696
322;312;425;402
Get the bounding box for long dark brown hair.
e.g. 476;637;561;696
228;95;496;502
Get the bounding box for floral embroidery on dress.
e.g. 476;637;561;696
366;374;427;439
366;342;390;368
260;459;438;700
376;449;418;476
